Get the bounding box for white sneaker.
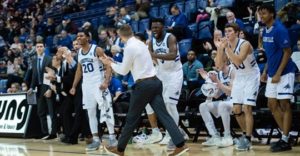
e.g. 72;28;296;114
159;133;170;145
144;131;163;144
217;136;233;148
133;133;148;143
202;136;221;146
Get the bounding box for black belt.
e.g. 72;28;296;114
136;76;156;83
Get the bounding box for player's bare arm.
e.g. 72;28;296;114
151;34;177;60
226;41;251;67
70;62;82;95
97;47;112;90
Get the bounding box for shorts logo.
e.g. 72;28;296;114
284;84;291;89
253;91;257;96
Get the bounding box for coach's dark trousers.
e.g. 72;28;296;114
117;77;185;152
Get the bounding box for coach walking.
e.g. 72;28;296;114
100;25;189;156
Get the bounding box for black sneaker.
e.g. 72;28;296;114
270;139;292;152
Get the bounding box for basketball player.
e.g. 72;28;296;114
100;24;188;156
259;5;297;152
69;30;117;151
215;23;260;151
145;18;185;150
198;58;235;147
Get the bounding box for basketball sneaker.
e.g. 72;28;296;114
235;136;252;151
133;133;148;143
217;136;233;148
143;131;163;144
85;140;100;151
159;132;170;145
202;135;221;146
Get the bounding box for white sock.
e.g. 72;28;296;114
109;134;116;140
282;135;289;143
152;128;160;134
93;136;100;142
87;108;98;134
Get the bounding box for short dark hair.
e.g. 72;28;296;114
135;32;146;42
258;4;276;19
225;23;240;33
118;24;133;37
151;18;165;25
77;29;90;37
36;40;44;46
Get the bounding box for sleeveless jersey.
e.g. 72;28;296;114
218;65;234;87
231;38;259;74
152;33;182;73
78;44;104;85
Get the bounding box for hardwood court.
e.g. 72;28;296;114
0;138;299;156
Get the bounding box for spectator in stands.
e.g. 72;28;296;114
23;39;36;84
167;4;191;41
19;27;29;43
217;0;235;7
44;17;56;37
196;7;210;23
290;14;300;48
98;29;111;56
0;59;7;79
226;11;245;30
295;38;300;52
131;0;150;21
57;30;73;49
183;50;204;91
109;76;123;102
56;15;78;34
21;82;28;92
104;6;117;27
82;22;98;43
0;19;9;42
115;7;131;27
36;14;46;36
111;45;123;63
108;27;124;48
7;82;21;93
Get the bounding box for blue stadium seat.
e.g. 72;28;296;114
149;6;159;18
45;36;54;48
139;18;150;33
159;4;170;18
178;38;193;58
188;23;198;38
197;0;207;9
198;21;213;40
90;18;98;28
175;2;185;13
164;15;173;27
185;0;197;16
130;21;139;33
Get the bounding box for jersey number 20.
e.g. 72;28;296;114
83;63;94;73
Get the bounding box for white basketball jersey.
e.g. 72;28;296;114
218;65;234;86
231;39;259;74
152;33;182;73
78;44;104;85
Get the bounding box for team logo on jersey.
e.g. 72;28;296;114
263;37;274;43
80;58;93;64
155;48;167;54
